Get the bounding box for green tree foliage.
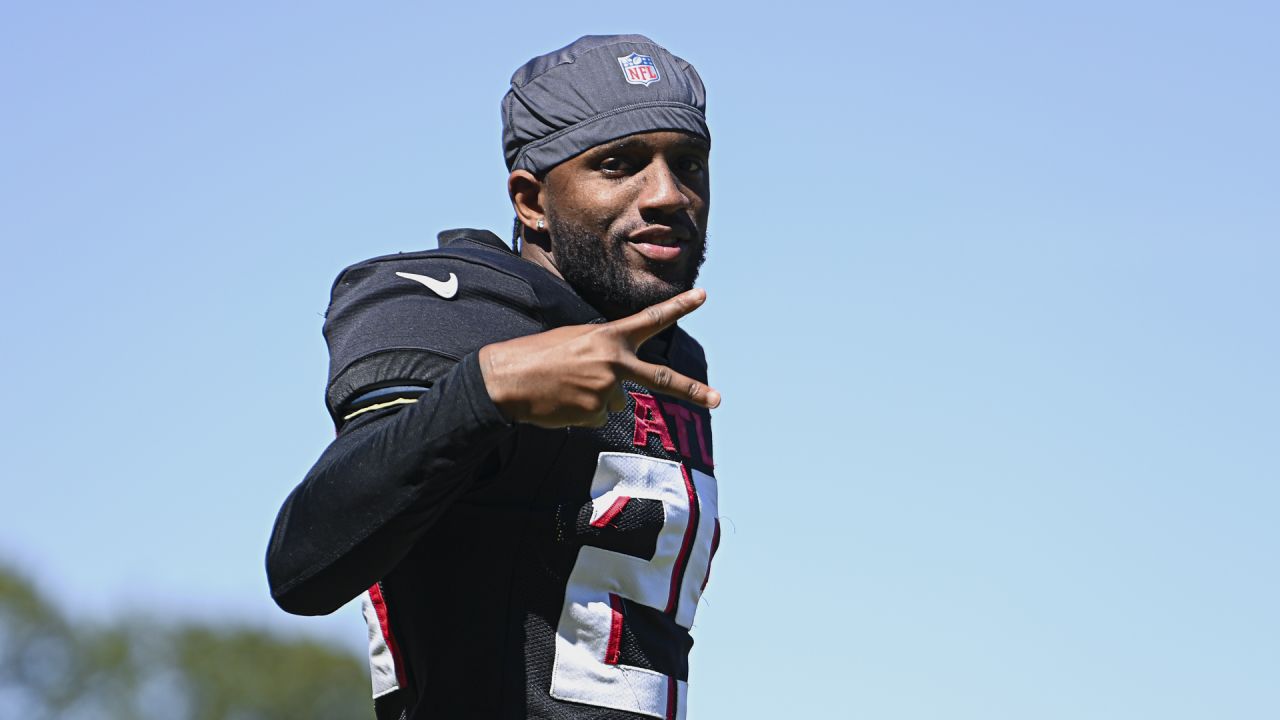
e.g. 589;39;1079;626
0;564;372;720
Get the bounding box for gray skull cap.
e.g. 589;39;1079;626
502;34;709;176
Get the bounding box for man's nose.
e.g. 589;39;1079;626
637;162;692;216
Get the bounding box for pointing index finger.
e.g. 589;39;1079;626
619;356;722;410
612;288;707;348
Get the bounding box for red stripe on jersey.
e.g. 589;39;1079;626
700;518;721;592
368;582;407;687
604;593;624;665
665;465;700;615
590;496;631;529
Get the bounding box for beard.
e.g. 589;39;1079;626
546;213;707;320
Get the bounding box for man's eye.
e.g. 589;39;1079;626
678;156;706;173
599;157;631;173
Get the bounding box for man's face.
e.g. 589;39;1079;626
540;130;710;319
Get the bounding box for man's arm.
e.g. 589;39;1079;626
266;352;511;615
266;288;720;615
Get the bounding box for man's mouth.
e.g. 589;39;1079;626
627;226;687;262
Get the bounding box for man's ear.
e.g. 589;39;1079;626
508;170;545;232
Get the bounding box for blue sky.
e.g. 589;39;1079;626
2;1;1276;717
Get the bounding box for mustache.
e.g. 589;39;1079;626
614;215;704;243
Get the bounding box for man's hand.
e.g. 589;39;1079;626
478;288;721;428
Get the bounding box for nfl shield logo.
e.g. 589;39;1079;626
617;52;661;87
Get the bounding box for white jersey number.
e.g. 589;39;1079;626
550;452;719;720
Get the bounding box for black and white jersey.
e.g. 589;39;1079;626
266;229;720;720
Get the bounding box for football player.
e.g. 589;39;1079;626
267;35;722;719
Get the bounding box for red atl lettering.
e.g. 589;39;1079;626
691;411;714;468
629;391;676;452
660;400;715;468
661;401;693;457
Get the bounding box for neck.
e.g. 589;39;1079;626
519;238;564;282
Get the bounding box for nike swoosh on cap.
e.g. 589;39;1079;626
395;271;458;299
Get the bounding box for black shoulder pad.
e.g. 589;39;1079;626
425;230;602;328
322;232;602;420
437;227;507;250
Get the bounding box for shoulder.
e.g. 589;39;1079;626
325;236;538;367
327;229;598;337
330;232;534;315
322;229;600;420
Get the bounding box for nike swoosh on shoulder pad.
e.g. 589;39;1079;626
395;271;458;299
